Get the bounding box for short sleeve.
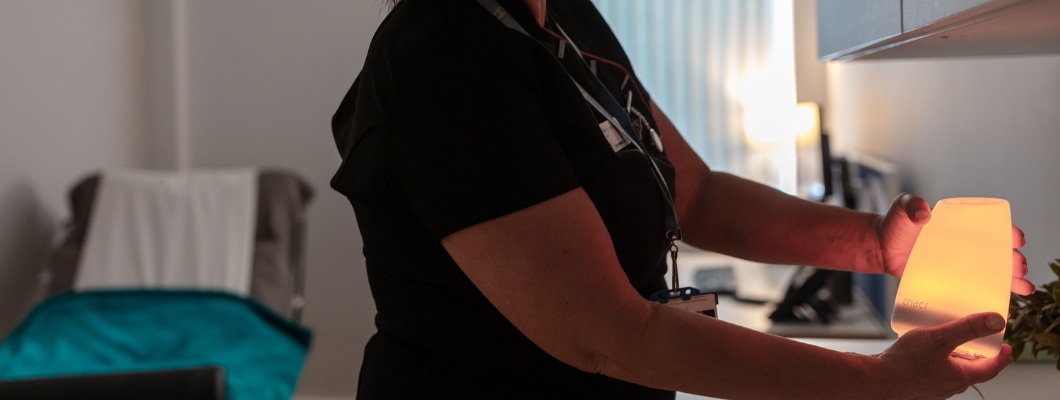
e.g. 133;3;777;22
385;29;581;241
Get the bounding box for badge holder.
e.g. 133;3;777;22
648;231;719;318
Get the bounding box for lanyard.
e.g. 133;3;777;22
474;0;685;292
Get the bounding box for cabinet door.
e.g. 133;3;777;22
817;0;902;59
902;0;996;32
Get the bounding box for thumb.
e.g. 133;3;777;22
898;193;932;225
928;312;1006;355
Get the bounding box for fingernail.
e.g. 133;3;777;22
915;210;930;221
986;315;1005;331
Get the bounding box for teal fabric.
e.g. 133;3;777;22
0;290;311;400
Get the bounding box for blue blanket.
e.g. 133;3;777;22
0;290;311;400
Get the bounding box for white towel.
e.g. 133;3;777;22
75;169;258;295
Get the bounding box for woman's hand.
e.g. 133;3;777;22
869;312;1011;400
875;193;1034;295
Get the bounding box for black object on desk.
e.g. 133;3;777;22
769;267;840;324
0;365;225;400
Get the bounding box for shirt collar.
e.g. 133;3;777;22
493;0;551;41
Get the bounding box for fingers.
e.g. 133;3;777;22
1011;249;1033;295
1012;277;1035;296
1012;225;1025;248
930;313;1006;355
898;193;932;225
1012;249;1028;277
953;344;1012;383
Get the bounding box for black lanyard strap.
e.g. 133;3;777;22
474;0;680;238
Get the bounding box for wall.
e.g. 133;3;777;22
0;0;150;337
793;0;827;106
0;1;386;397
827;55;1060;286
176;1;385;397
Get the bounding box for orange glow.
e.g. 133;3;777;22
794;102;820;145
891;198;1012;358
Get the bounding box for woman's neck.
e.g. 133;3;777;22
523;0;546;27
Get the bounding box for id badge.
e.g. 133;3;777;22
599;120;630;152
649;288;718;318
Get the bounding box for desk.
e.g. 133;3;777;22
673;249;893;339
718;292;892;339
673;250;1058;399
676;324;1059;399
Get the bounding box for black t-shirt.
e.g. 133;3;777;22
331;0;676;398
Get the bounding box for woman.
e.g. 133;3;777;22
330;0;1033;398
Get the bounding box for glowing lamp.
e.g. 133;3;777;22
891;198;1012;358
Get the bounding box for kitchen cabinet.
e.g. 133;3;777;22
818;0;1060;61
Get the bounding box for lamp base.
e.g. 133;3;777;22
891;305;1003;358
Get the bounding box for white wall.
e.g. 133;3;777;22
176;1;385;397
794;0;827;106
0;0;150;337
827;55;1060;286
1;0;386;397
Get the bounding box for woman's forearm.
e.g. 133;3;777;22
680;171;885;274
651;101;884;274
595;299;885;399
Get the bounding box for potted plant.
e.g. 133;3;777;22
1005;259;1060;368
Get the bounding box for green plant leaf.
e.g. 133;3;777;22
1011;341;1025;363
1012;310;1028;331
1035;333;1060;348
1012;292;1027;305
1046;318;1060;335
1029;291;1054;306
1007;259;1060;366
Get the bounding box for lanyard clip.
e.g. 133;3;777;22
666;230;682;242
667;230;681;292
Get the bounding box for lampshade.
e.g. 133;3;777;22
891;198;1012;358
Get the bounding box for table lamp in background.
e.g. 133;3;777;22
891;198;1012;358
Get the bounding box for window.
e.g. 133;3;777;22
593;0;798;194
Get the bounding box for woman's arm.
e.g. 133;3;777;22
655;100;889;274
654;101;1034;295
442;188;1008;399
